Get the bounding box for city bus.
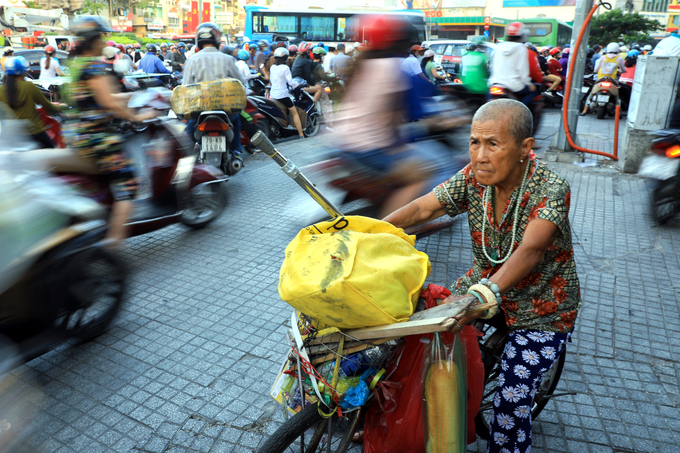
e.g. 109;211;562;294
243;6;428;46
516;18;572;48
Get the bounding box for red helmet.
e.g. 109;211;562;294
549;47;561;56
133;42;141;48
106;40;116;47
44;45;55;54
506;22;527;38
276;41;286;48
298;42;311;53
288;44;298;53
363;15;413;51
115;43;125;54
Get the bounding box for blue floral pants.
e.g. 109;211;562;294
487;330;570;453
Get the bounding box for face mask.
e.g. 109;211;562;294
180;48;185;53
135;49;140;52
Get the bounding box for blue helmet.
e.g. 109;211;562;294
317;42;325;48
5;56;28;75
238;49;249;60
628;49;640;57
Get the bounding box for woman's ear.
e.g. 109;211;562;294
522;137;535;160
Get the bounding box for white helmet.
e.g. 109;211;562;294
606;42;620;54
620;45;629;52
274;47;289;58
644;44;652;51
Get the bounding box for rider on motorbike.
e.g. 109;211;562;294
269;47;304;139
183;22;244;153
460;42;490;95
137;44;171;74
579;42;626;116
291;43;323;105
487;22;543;107
62;16;156;248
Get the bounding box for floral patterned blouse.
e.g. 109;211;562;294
433;154;581;333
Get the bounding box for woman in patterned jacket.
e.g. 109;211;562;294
384;98;581;453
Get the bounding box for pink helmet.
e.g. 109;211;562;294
288;44;298;53
106;40;116;47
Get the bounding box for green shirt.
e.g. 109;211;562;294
425;60;437;84
0;79;62;134
433;156;581;333
461;51;489;94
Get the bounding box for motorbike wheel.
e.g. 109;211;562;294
473;321;567;440
596;105;606;119
180;182;227;229
304;114;321;138
257;403;361;453
651;183;677;225
55;246;126;341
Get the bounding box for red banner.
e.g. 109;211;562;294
202;3;211;24
189;1;199;33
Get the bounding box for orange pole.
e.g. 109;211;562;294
614;104;620;158
562;2;619;161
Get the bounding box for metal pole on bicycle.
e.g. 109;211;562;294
251;131;344;219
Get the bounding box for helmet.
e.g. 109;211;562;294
73;15;112;43
423;49;435;58
133;42;141;49
620;45;629;52
562;47;570;55
644;44;653;51
187;43;193;50
115;44;125;53
564;44;570;48
364;15;415;51
147;44;157;53
506;22;527;39
618;41;624;46
312;46;327;55
258;39;269;48
4;56;28;76
160;42;167;48
178;42;186;48
346;44;355;53
465;42;480;52
549;47;561;56
222;45;236;55
274;47;289;58
606;42;620;54
3;46;13;56
44;45;56;54
238;49;249;60
102;46;119;60
298;42;311;53
628;49;640;57
106;40;116;47
409;44;424;53
126;44;132;49
317;42;325;48
196;22;221;49
146;43;152;50
288;44;298;53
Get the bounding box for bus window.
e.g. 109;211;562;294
255;13;298;34
337;17;347;42
523;22;553;38
300;15;335;41
429;43;447;55
557;24;572;47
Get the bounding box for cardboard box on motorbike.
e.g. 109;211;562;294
170;78;246;119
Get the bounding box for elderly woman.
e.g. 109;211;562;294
384;99;581;453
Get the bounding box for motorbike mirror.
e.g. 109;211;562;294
114;58;132;74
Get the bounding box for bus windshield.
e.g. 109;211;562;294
523;22;553;37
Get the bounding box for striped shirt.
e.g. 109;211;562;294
182;47;244;85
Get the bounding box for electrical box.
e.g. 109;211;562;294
627;55;680;131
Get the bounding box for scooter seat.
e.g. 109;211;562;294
255;97;290;112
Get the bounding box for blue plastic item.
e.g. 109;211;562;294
340;351;369;376
340;368;376;410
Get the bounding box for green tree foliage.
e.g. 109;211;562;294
589;9;663;46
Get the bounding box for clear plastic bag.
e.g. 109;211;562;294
422;332;467;453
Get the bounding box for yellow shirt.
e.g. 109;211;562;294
0;79;62;134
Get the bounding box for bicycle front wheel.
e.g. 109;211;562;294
258;403;361;453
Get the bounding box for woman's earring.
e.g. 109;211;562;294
520;159;524;163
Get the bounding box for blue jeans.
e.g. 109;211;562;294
186;114;242;154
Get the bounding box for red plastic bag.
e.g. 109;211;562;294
364;285;486;452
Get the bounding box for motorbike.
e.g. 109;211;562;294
587;76;619;119
193;110;244;176
488;83;544;135
23;92;228;234
248;83;321;139
440;80;486;112
638;129;680;224
247;73;268;97
241;97;268;154
0;127;124;371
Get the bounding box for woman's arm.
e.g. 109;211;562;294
285;66;298;88
55;59;64;76
489;218;558;294
430;66;445;80
87;75;153;122
28;83;63;114
382;191;446;229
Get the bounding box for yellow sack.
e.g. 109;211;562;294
170;78;246;118
279;216;431;329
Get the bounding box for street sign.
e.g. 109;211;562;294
484;25;489;30
484;16;491;25
483;30;489;37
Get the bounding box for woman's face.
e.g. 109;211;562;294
469;119;530;187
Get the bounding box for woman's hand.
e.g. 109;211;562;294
440;294;487;333
133;109;157;123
